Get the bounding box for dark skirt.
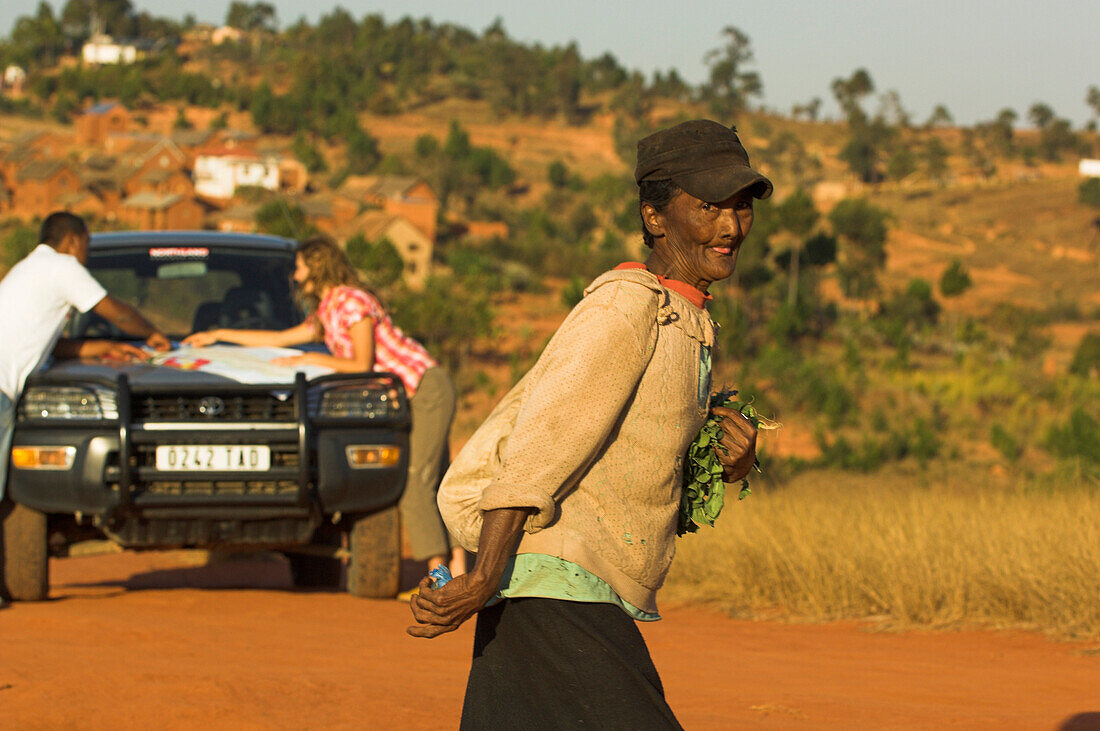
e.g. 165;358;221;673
460;597;682;730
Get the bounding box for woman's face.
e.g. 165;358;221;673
646;188;755;287
293;254;312;293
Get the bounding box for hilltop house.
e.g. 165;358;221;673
76;102;132;146
193;146;280;200
3;65;26;95
81;34;159;65
355;210;433;289
340;175;439;242
118;192;204;230
13;160;79;220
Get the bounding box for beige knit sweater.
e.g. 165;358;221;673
437;268;717;613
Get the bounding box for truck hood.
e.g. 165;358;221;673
29;358;267;388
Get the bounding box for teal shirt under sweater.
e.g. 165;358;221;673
493;553;661;621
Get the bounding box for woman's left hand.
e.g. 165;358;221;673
710;405;757;483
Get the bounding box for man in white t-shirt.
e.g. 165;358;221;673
0;211;171;500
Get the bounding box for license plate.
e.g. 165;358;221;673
155;445;271;471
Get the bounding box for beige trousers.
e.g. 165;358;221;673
398;366;456;561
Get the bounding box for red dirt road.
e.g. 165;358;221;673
2;552;1098;730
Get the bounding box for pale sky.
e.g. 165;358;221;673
3;0;1098;127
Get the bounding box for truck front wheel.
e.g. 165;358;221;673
1;499;49;601
346;506;400;598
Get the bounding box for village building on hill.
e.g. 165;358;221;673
12;160;80;220
212;26;245;45
355;210;434;289
213;203;261;233
340;175;440;242
119;192;204;230
3;65;27;96
76;102;132;146
194;146;282;200
81;34;161;66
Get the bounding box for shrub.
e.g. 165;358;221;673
991;423;1023;462
389;275;494;372
1;226;38;269
345;234;404;288
1044;407;1100;465
939;259;972;296
548;160;569;188
1079;177;1100;208
561;275;587;309
1069;332;1100;377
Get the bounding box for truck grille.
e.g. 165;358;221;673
132;392;297;422
141;480;299;497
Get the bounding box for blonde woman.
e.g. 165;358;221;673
184;236;463;581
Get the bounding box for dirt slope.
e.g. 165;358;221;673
2;551;1097;729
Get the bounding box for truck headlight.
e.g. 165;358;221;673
317;382;404;419
19;386;118;420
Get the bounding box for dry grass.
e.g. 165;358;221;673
664;468;1100;640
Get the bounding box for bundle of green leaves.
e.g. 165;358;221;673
678;389;763;536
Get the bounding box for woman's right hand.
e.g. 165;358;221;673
182;330;220;348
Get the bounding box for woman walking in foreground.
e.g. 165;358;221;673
408;120;771;728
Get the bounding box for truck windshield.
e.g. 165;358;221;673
68;246;303;340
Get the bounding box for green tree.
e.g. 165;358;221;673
292;131;327;173
9;2;64;68
414;133;439;159
172;107;192;130
703;26;762;119
1028;102;1054;130
923;138;950;183
775;187;819;307
939;259;972;296
831;68;874;125
255;200;316;239
443;120;471;159
345;234;404;288
548;160;570;189
1069;332;1100;377
1088;85;1100;119
886;146;916;181
345;124;381;174
1;226;38;270
388;274;494;372
225;1;277;32
829;197;890;298
1079;177;1100;208
61;0;135;40
925;104;953;128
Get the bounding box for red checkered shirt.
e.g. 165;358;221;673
315;286;437;397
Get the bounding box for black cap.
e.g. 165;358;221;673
635;120;773;202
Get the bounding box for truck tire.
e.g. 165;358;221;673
346;506;400;598
285;530;342;588
1;500;49;601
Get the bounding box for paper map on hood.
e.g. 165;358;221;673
151;346;334;384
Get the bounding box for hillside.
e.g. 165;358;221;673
2;10;1098;483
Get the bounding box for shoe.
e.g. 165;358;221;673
396;588;419;602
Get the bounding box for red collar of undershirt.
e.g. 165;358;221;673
613;262;712;309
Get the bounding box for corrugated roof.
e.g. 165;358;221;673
122;192;184;210
196;146;264;160
17;159;68;181
354;210;400;240
86;102;121;116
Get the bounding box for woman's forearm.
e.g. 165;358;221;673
213;327;310;348
470;507;533;590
